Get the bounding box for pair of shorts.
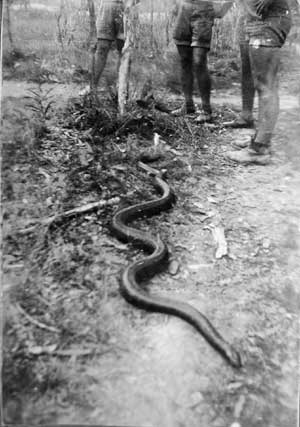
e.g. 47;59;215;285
96;0;125;41
173;1;214;49
238;9;292;47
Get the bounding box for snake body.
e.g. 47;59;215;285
111;161;242;368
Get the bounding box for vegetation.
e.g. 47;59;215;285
2;0;243;85
2;0;300;425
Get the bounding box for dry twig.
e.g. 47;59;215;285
16;303;60;334
17;197;120;235
28;345;113;358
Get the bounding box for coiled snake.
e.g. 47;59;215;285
111;161;242;368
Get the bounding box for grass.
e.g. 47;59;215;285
2;3;242;87
3;7;91;82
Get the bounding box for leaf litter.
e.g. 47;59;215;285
2;84;299;427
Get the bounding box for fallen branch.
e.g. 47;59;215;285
28;345;112;358
16;303;60;334
17;197;120;235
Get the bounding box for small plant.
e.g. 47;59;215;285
25;83;55;137
25;83;55;121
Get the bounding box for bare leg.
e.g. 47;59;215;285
176;45;195;111
240;43;255;121
193;47;211;114
116;38;125;73
223;42;255;128
92;39;112;90
90;41;97;91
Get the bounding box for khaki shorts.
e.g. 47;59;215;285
173;1;214;49
238;10;292;47
97;0;125;41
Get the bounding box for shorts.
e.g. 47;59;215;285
238;9;292;47
96;0;125;41
173;1;214;49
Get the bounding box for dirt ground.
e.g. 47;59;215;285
2;74;299;427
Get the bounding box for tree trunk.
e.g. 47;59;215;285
0;0;3;40
150;0;154;51
165;12;170;46
1;0;3;108
56;0;68;53
118;1;136;115
6;0;14;47
87;0;97;47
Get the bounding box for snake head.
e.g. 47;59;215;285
226;347;243;369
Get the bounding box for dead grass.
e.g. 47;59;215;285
2;87;208;421
3;7;90;83
2;3;242;89
2;78;237;404
2;3;300;423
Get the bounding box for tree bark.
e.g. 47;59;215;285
150;0;154;51
0;0;3;116
56;0;69;53
87;0;97;47
118;1;137;115
0;0;3;42
6;0;14;47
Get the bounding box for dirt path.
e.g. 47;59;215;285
58;101;299;427
2;80;299;427
3;79;299;110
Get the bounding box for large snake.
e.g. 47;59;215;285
111;161;242;368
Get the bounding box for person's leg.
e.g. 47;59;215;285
224;11;255;128
90;0;122;92
172;2;197;114
115;0;125;74
174;45;195;114
226;10;291;164
224;42;255;128
92;39;112;90
193;47;211;115
240;42;255;122
189;3;214;122
116;38;125;73
249;46;281;150
226;48;280;164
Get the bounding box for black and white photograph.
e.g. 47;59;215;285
1;0;300;425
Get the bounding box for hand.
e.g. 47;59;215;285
124;0;140;9
213;1;233;19
246;20;265;36
251;0;273;16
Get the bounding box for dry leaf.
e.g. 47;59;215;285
211;225;228;259
168;260;180;276
234;394;246;418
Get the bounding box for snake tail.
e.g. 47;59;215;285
111;162;242;369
